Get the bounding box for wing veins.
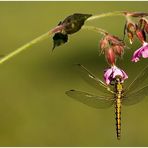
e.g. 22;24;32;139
66;89;114;109
77;64;114;94
122;85;148;106
125;65;148;93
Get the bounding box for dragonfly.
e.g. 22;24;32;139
65;64;148;140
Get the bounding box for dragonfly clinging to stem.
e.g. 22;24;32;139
65;64;148;140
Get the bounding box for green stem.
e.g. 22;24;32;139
0;31;51;64
0;11;126;65
86;11;125;22
82;25;108;35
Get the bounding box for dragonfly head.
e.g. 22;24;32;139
115;75;123;83
110;75;123;85
115;75;123;84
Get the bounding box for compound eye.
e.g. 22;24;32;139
116;78;119;82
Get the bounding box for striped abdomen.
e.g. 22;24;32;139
115;95;121;140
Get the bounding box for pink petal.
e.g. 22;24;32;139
131;47;141;62
112;67;123;78
132;42;148;62
141;47;148;58
103;66;128;85
132;57;140;62
121;70;128;79
132;48;141;57
104;68;112;85
104;68;112;78
105;79;111;85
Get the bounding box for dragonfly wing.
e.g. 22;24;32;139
77;64;114;95
122;85;148;106
66;89;114;109
125;65;148;94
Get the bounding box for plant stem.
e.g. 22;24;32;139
0;31;51;64
86;11;125;22
0;11;126;65
82;25;108;35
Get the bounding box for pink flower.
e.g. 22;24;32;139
104;65;128;85
131;42;148;62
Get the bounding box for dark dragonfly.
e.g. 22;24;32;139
66;64;148;140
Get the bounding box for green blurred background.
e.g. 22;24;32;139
0;1;147;146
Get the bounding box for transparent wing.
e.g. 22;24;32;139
77;64;114;95
66;89;114;109
122;85;148;106
125;65;148;94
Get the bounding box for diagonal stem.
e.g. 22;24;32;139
0;31;51;64
86;11;125;22
0;11;126;65
82;25;108;35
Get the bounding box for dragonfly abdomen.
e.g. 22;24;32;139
115;95;122;140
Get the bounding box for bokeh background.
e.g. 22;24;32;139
0;1;148;146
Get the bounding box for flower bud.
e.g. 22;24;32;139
99;38;108;54
105;48;116;65
124;21;136;44
113;45;124;57
138;18;147;30
145;22;148;33
136;29;146;43
127;31;134;44
127;23;136;33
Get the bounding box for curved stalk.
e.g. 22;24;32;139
82;25;108;35
0;11;126;65
86;11;125;22
0;31;51;64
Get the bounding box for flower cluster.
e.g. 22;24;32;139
124;12;148;62
100;34;125;65
50;12;148;85
99;34;128;85
102;12;148;85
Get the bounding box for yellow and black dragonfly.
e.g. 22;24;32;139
66;64;148;140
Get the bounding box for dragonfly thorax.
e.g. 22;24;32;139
114;76;123;93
